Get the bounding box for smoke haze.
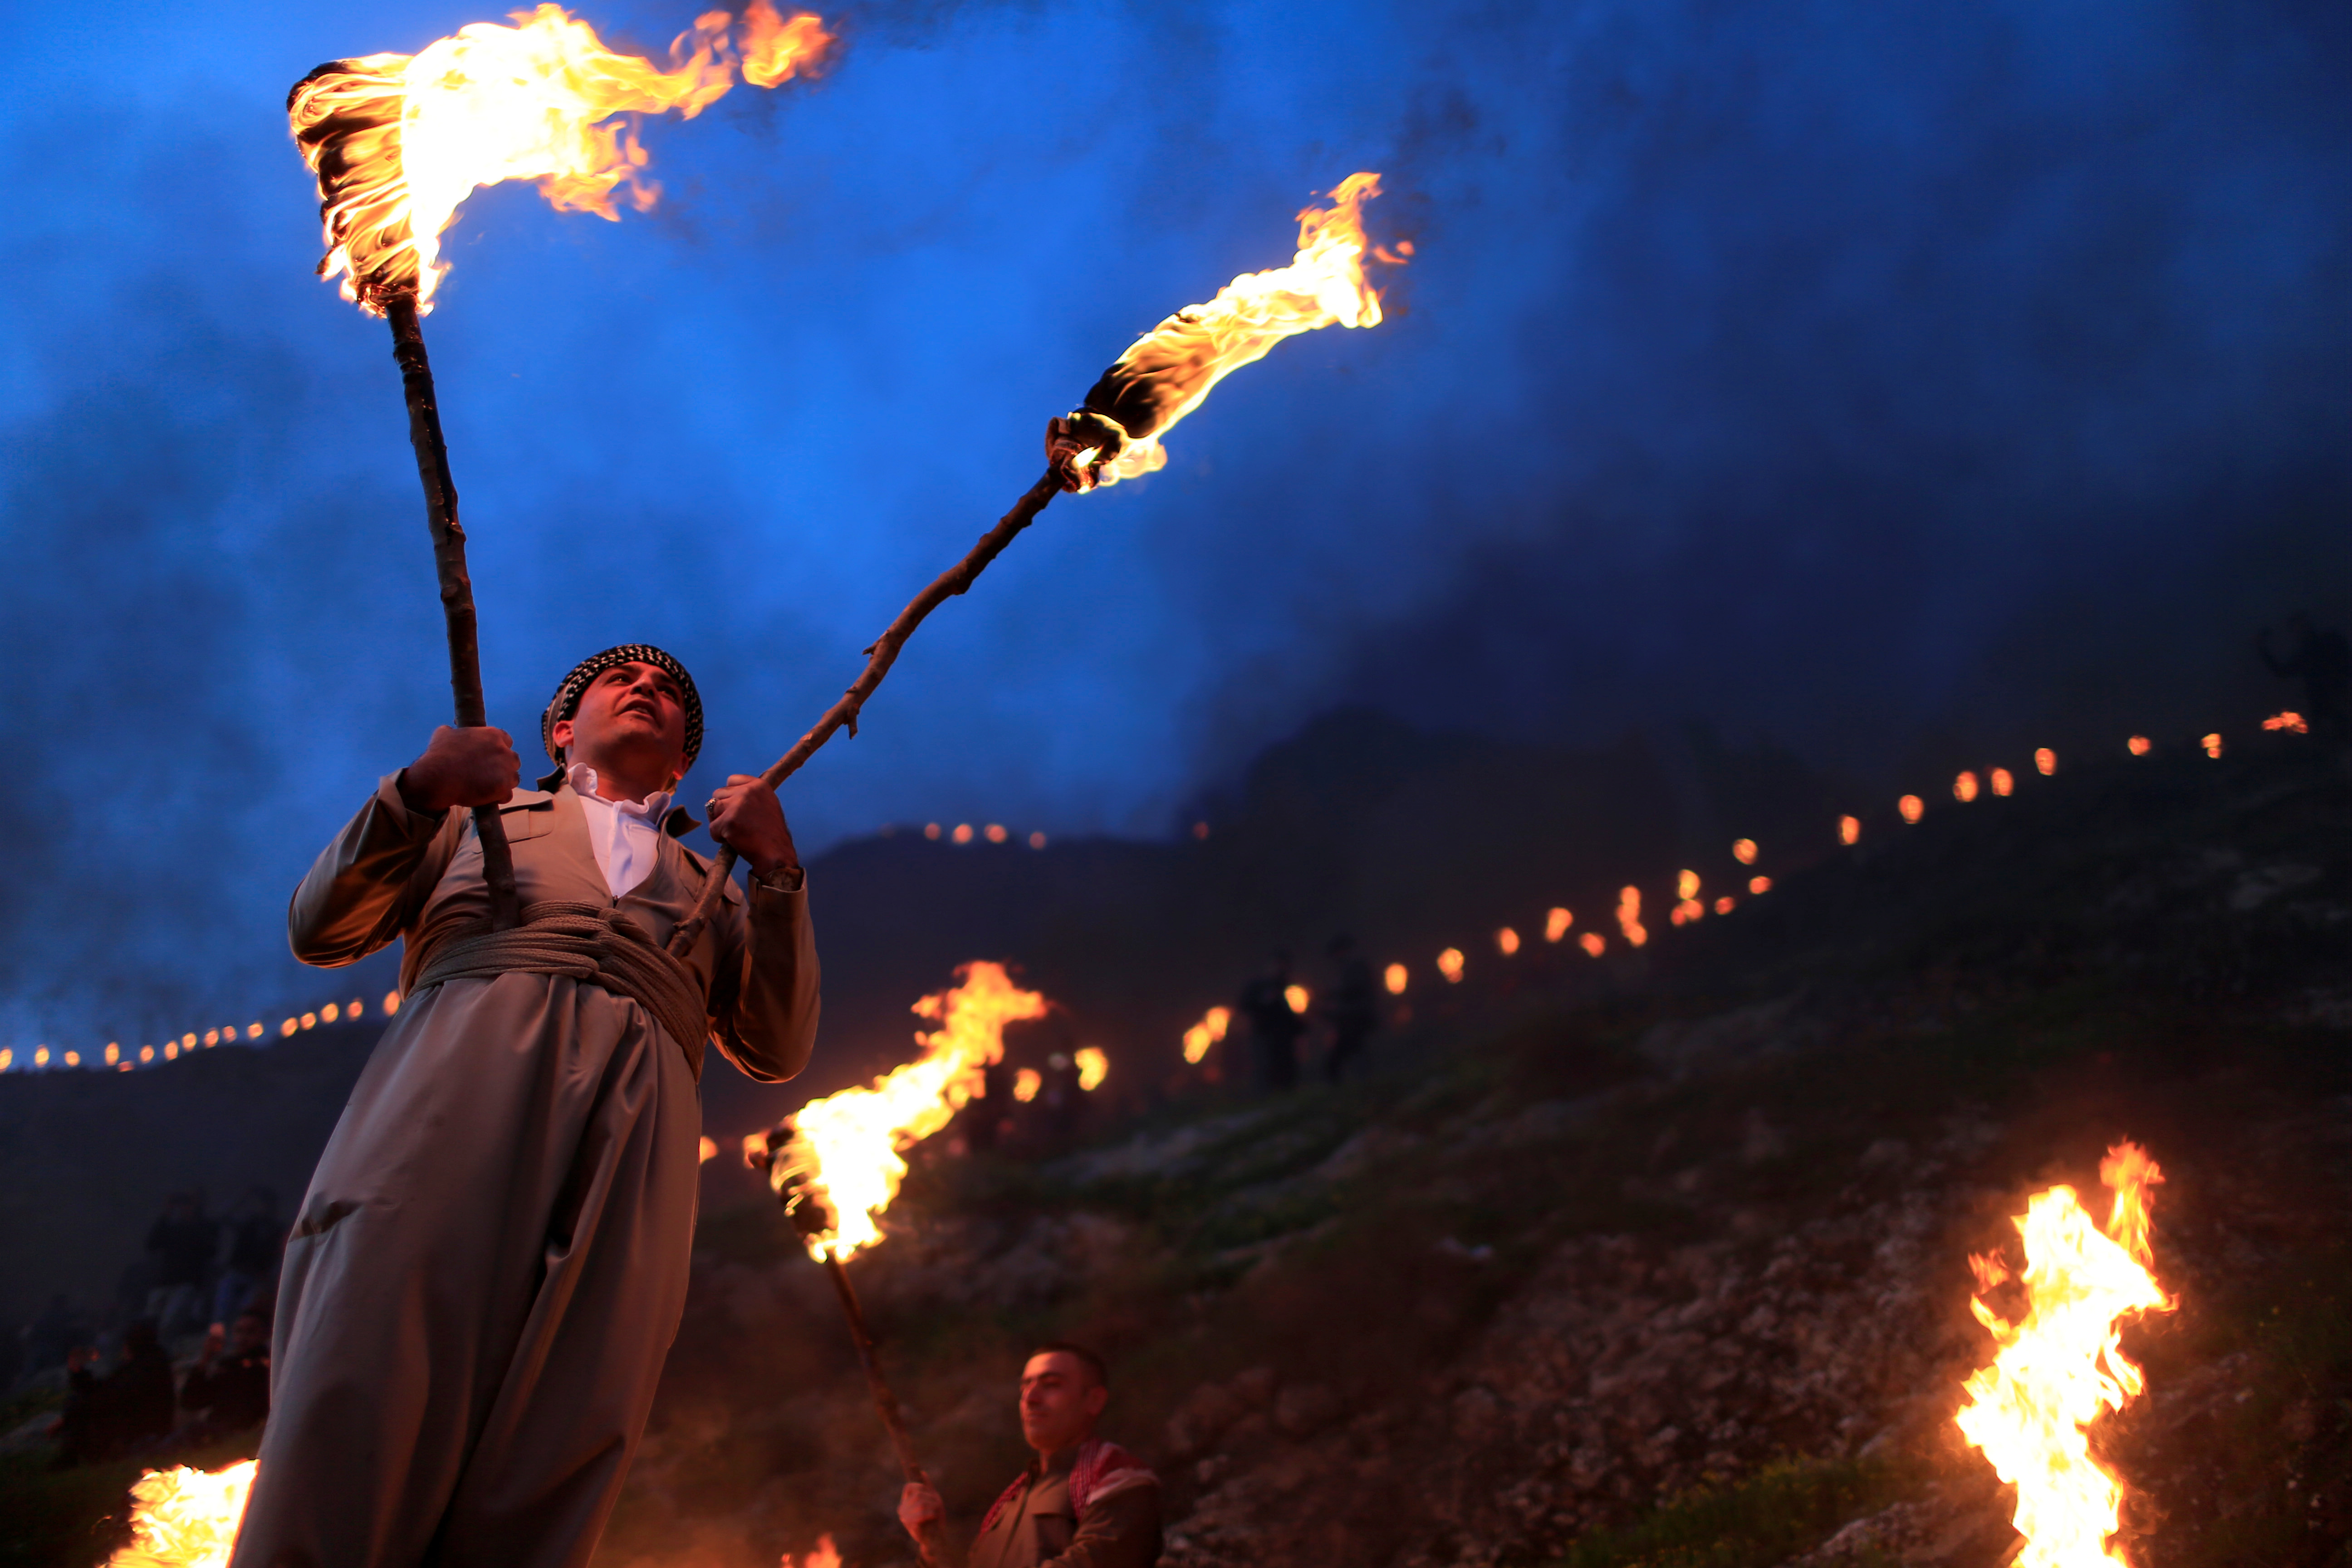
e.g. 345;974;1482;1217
0;0;2342;1043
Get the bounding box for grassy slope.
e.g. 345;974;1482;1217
10;740;2348;1565
596;742;2351;1567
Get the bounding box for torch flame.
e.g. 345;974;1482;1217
287;1;834;314
781;1539;843;1568
1063;172;1399;487
1182;1004;1230;1064
105;1460;257;1568
1955;1142;2174;1568
766;962;1047;1259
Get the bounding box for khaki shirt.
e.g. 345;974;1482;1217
969;1445;1162;1568
289;774;819;1081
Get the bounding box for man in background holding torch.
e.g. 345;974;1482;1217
897;1344;1162;1568
232;647;819;1568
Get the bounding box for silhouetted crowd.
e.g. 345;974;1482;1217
1237;936;1383;1093
959;1011;1098;1156
2259;615;2351;741
13;1184;283;1468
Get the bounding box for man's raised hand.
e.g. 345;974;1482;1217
398;725;521;815
705;774;800;882
898;1481;945;1540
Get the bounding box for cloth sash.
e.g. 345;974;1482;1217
410;901;713;1078
976;1438;1156;1541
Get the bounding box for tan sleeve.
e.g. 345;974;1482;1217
706;866;821;1083
287;773;462;968
1043;1480;1162;1568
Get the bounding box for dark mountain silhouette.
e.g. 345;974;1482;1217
0;707;1850;1324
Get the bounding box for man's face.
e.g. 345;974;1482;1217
552;662;689;784
1018;1351;1108;1455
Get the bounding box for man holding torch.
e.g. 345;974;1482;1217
897;1344;1163;1568
232;646;819;1568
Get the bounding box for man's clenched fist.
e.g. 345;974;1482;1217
398;725;521;815
704;774;800;882
898;1480;944;1540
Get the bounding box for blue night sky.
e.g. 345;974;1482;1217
0;0;2344;1044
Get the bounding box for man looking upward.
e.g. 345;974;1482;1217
234;645;819;1568
898;1344;1162;1568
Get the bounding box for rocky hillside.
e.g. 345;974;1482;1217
592;736;2352;1568
7;734;2347;1566
0;709;1840;1328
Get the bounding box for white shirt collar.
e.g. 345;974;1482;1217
564;762;675;823
564;763;676;899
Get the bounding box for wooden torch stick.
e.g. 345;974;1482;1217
824;1253;947;1566
386;295;524;931
664;463;1067;957
782;1189;949;1566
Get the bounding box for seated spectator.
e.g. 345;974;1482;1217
23;1294;81;1373
211;1187;284;1328
144;1191;218;1338
178;1309;272;1440
48;1318;175;1468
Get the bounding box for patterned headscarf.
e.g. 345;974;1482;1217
540;644;704;769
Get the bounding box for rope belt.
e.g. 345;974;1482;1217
410;901;713;1078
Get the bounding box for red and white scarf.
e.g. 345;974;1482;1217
977;1439;1156;1539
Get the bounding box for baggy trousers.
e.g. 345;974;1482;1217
229;971;699;1568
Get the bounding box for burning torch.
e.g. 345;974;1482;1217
665;172;1405;956
283;3;834;930
744;962;1051;1568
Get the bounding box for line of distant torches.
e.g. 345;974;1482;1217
882;820;1229;849
1178;715;2310;1063
0;992;405;1078
0;713;2310;1082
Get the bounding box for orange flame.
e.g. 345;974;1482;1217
1954;771;1980;803
1732;838;1758;865
1899;794;1925;824
765;963;1047;1259
1615;887;1647;948
1991;767;2014;797
2264;711;2307;734
1284;984;1310;1014
1436;947;1465;983
1068;173;1397;487
1578;931;1607;957
106;1460;257;1567
1956;1142;2174;1567
1495;926;1520;956
2127;735;2151;756
1839;814;1862;845
1544;906;1573;942
287;1;834;314
1074;1046;1108;1091
1182;1005;1230;1064
2201;733;2223;759
2036;747;2058;775
781;1537;843;1568
1383;962;1408;995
